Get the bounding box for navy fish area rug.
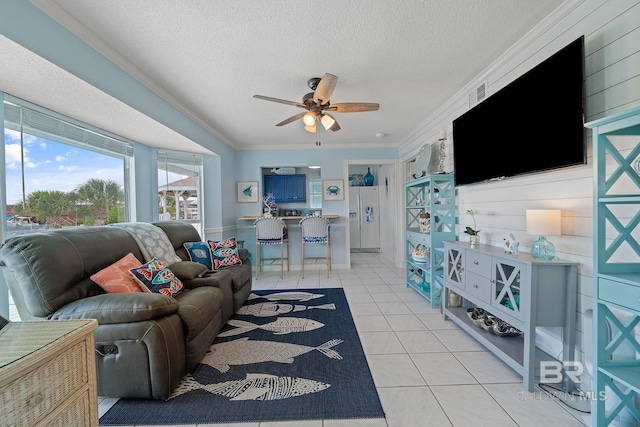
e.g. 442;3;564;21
99;288;385;425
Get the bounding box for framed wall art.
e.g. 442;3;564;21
349;174;365;186
237;181;259;203
322;179;344;201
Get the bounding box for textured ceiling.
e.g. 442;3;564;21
2;0;564;152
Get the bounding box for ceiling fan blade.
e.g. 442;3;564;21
313;73;337;105
326;102;380;113
253;95;306;109
276;112;307;126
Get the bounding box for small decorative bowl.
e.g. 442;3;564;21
412;254;428;263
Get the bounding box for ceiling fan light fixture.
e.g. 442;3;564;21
254;74;378;138
303;112;316;126
320;113;336;130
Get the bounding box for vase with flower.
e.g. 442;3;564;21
464;209;480;246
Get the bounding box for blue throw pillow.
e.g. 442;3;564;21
183;241;213;269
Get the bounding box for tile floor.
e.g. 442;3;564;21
94;252;589;426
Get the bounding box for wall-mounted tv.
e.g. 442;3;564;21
452;36;585;186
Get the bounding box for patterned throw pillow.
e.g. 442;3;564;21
183;241;212;269
90;253;143;293
207;237;242;270
110;222;181;265
129;258;184;298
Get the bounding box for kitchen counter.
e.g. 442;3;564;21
238;215;339;221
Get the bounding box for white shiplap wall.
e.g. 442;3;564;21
399;0;640;384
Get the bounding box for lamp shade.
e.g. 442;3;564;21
303;112;316;127
320;113;336;130
526;209;561;236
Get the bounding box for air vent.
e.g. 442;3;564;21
469;81;487;107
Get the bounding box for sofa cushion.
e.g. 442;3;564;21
90;252;143;293
183;241;212;268
175;286;223;341
208;237;242;270
51;293;180;324
0;226;146;318
152;221;202;261
130;259;184;298
223;261;252;293
168;261;210;281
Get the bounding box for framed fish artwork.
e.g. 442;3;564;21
237;181;259;203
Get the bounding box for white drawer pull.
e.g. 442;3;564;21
474;261;479;265
473;284;479;288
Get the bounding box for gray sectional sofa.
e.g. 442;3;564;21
0;221;252;400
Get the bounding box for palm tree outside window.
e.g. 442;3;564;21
3;96;131;237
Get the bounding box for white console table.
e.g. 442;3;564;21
442;241;578;391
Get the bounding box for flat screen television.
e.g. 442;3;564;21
452;36;585;186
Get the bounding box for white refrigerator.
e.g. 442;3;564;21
349;186;380;249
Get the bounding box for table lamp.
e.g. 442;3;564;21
526;209;561;260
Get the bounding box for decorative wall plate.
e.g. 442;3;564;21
414;143;431;178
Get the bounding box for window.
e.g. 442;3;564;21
309;180;322;209
3;97;131;238
157;150;203;236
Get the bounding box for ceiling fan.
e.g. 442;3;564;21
253;73;380;145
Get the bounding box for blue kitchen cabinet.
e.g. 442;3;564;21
263;174;306;203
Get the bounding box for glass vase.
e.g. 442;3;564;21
364;167;374;186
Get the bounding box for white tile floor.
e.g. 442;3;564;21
95;252;589;426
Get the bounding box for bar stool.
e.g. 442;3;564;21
254;217;289;279
299;216;331;278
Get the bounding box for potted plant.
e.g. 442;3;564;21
464;209;480;246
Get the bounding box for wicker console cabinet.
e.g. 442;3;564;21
0;319;99;427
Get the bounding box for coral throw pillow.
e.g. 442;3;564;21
130;258;184;298
207;237;242;270
90;253;143;293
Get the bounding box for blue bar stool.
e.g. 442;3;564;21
254;217;289;279
300;216;331;278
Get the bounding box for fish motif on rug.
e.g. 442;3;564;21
236;302;336;317
248;291;324;302
201;337;343;373
168;373;330;401
217;317;324;337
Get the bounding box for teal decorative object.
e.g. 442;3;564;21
529;236;556;260
364;167;374;186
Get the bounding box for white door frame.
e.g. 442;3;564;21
343;159;402;268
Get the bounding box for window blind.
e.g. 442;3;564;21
3;99;133;158
157;150;203;177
